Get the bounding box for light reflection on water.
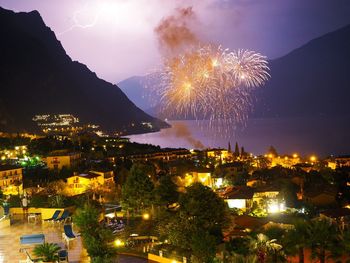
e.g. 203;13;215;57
128;117;350;157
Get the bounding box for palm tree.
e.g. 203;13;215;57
251;233;283;263
307;217;342;263
283;220;310;263
33;243;60;262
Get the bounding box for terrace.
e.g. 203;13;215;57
0;214;89;263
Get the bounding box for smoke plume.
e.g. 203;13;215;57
162;122;205;149
154;7;199;55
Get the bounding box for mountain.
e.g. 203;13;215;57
0;7;168;134
118;76;153;112
119;25;350;119
253;24;350;118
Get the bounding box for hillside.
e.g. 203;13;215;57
254;24;350;118
0;7;168;134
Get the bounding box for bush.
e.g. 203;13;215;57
7;195;21;207
33;243;60;262
30;194;48;208
74;205;116;261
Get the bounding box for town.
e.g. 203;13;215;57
1;131;350;262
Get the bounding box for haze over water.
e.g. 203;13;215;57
128;118;350;157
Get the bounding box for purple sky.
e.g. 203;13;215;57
1;0;350;83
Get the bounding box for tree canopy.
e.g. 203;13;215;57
121;163;154;212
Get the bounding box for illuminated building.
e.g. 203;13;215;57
267;154;301;168
46;152;81;170
33;114;79;127
128;149;191;162
0;165;23;195
176;168;213;189
223;186;254;211
206;148;232;163
326;155;350;169
32;114;103;136
65;171;114;196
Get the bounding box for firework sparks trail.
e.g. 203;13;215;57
149;45;270;134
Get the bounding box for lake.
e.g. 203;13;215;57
128;117;350;157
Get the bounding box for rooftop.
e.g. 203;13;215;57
0;164;22;171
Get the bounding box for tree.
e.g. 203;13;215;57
179;183;227;231
308;218;342;263
74;205;115;262
226;236;251;256
283;220;310;263
122;163;154;213
158;183;228;262
191;229;217;263
154;175;179;206
234;142;240;157
251;234;283;263
240;146;246;158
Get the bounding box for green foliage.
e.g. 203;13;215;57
179;183;227;230
157;183;228;262
7;195;21;207
33;242;60;262
154;175;179;206
226;237;251;256
30;194;48;208
264;225;286;241
121;163;154;212
250;233;284;263
282;219;309;263
191;229;217;263
74;205;115;261
28;137;74;155
308;218;342;262
48;195;66;208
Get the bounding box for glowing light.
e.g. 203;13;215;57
215;178;223;188
293;154;298;158
267;200;286;213
310;156;317;162
142;213;150;220
227;199;246;209
114;239;124;247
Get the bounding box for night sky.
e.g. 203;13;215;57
1;0;350;82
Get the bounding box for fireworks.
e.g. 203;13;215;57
151;45;270;133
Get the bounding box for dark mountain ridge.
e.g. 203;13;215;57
0;7;167;134
253;24;350;118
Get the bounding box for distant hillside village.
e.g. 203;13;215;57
1;130;350;262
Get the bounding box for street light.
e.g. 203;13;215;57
114;239;124;247
310;156;317;162
142;213;150;220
